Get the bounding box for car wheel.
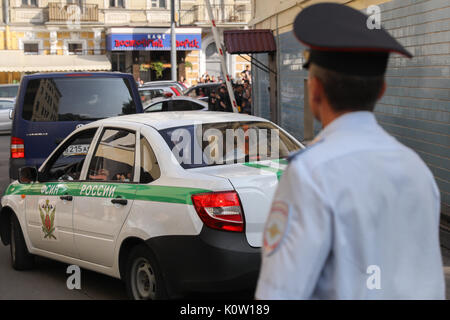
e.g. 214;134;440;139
125;244;167;300
10;214;34;270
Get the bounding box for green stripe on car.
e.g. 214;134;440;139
243;163;284;180
4;182;211;205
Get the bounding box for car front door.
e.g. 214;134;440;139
73;127;139;267
24;128;99;258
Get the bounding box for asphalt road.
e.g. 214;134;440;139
0;133;448;299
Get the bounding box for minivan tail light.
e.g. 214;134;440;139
191;191;244;232
11;137;25;159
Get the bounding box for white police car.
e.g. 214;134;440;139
0;111;302;299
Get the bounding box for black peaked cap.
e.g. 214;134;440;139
293;3;412;76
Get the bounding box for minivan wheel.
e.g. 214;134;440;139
10;214;34;270
125;244;167;300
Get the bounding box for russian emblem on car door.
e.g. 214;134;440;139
39;199;57;240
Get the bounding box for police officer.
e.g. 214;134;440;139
255;3;445;299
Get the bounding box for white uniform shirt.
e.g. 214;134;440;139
255;111;445;300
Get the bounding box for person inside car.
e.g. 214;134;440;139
89;168;109;181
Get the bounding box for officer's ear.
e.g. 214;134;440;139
377;80;387;100
308;74;326;106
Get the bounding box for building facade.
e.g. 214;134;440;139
250;0;450;221
0;0;251;85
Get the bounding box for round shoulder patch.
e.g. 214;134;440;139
263;201;291;256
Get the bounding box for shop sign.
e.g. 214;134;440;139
107;33;201;51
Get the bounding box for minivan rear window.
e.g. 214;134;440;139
22;77;136;122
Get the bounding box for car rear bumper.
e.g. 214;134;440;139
146;227;261;298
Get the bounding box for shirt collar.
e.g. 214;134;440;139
315;111;378;141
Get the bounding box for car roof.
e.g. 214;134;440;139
142;81;179;87
22;72;132;79
0;84;19;87
139;86;168;91
147;96;207;105
86;111;269;131
143;80;178;84
189;82;223;88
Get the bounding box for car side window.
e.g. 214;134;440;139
191;101;204;110
170;100;191;111
139;137;161;183
88;129;136;182
42;128;98;182
154;89;164;99
145;102;164;113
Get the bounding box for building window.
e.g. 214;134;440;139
24;43;39;55
68;43;83;55
22;0;37;6
151;0;166;8
110;0;124;7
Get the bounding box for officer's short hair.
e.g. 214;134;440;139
309;63;385;112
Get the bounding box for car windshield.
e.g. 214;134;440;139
0;85;19;98
159;121;300;169
22;77;136;122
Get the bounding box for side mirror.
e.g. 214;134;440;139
9;109;13;120
18;167;37;184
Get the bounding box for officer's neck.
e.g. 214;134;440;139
319;104;350;128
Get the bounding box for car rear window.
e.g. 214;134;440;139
186;85;219;98
139;88;164;103
159;121;300;169
0;85;19;98
21;77;136;122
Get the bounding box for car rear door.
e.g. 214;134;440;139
73;126;139;267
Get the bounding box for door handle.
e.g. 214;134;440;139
60;195;73;201
111;198;127;205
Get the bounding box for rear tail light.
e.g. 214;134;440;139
191;191;244;232
11;137;25;159
171;86;181;96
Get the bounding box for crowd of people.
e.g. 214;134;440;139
206;81;252;114
198;65;253;114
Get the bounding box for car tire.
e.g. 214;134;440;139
10;214;34;270
125;244;168;300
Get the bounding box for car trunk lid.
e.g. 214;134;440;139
190;159;288;247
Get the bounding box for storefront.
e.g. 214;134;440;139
106;28;202;83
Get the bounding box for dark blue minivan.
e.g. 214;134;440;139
10;72;143;179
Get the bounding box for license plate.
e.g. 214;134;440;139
63;144;90;156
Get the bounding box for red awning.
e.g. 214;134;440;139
223;29;276;54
